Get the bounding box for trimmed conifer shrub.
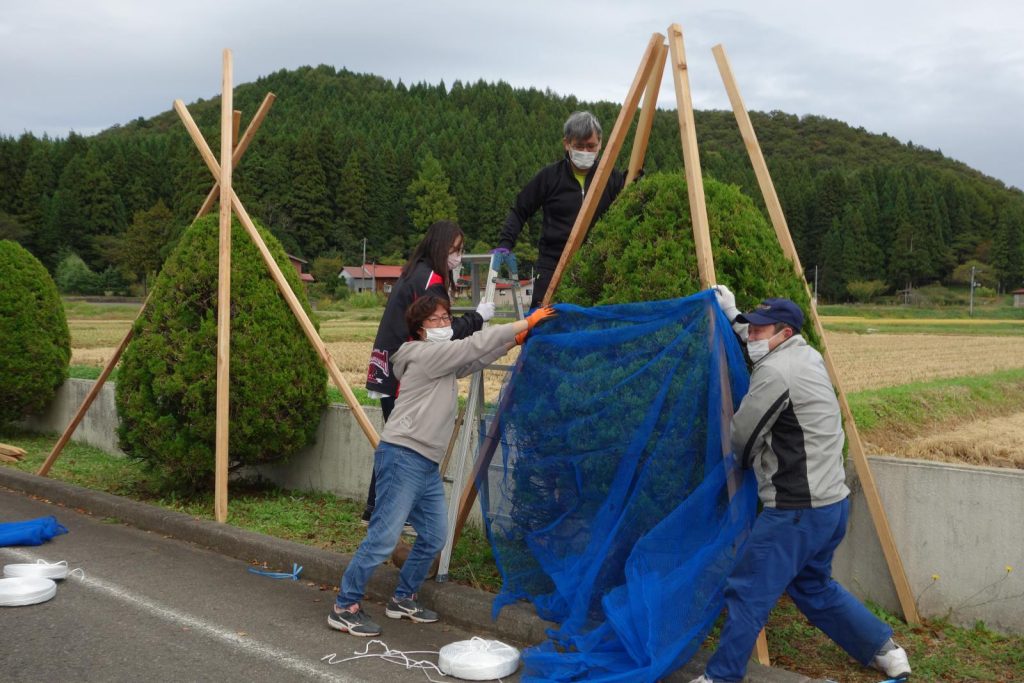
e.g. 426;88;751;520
115;215;328;489
558;172;821;349
0;240;71;427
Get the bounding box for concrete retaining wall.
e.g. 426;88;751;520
834;457;1024;634
20;379;1024;633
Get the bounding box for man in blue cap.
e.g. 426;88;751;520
688;286;911;683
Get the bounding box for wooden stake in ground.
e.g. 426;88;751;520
669;22;770;666
711;42;921;625
213;48;234;523
541;32;665;306
627;41;668;184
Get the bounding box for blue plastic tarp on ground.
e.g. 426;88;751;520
0;516;69;547
479;291;758;682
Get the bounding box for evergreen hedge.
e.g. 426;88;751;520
558;173;821;349
115;215;328;489
0;240;71;427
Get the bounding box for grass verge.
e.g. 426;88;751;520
2;431;1021;681
0;430;499;592
848;368;1024;446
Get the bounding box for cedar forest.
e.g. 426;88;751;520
1;64;1022;302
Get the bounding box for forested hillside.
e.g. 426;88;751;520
1;64;1022;301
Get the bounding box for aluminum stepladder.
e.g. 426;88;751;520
436;251;525;582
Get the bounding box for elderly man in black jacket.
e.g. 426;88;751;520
494;110;628;308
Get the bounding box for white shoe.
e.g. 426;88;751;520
872;644;911;678
687;676;713;683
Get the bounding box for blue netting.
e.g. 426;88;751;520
0;516;68;547
478;290;759;682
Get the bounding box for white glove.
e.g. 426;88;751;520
712;284;740;323
476;301;496;322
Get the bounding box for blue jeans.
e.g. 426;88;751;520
706;498;892;682
337;442;447;607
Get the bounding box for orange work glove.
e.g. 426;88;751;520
515;306;557;345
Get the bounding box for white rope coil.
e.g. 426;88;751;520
438;637;520;681
4;559;71;580
0;576;58;606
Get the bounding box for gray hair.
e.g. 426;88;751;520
563;111;602;142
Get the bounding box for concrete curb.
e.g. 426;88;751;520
0;466;818;682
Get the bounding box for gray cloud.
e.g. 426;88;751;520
1;0;1020;188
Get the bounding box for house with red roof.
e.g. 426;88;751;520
287;254;315;283
341;263;403;295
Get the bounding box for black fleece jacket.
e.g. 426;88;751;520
365;259;483;397
497;155;628;271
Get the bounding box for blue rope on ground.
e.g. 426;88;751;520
247;563;302;580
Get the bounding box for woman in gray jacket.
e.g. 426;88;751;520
329;295;555;637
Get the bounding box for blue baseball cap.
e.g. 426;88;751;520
736;297;804;330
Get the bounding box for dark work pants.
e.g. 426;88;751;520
363;396;396;513
705;498;892;682
530;268;554;309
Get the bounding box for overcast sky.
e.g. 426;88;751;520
2;1;1022;190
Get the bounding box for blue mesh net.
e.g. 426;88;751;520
478;290;759;682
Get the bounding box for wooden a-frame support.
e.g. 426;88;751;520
37;50;381;524
447;23;919;671
711;43;921;625
36;87;277;481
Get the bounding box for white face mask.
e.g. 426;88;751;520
424;326;453;343
447;252;462;271
568;148;597;170
747;330;785;363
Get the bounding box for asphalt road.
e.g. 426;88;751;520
0;488;522;682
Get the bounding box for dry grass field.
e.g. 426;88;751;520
894;411;1024;468
71;319;1022;397
65;305;1024;467
823;331;1024;393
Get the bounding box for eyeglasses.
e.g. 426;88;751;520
425;315;453;324
569;141;600;152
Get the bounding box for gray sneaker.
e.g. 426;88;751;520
385;594;438;623
327;604;381;637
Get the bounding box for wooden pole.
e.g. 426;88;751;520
36;302;145;476
668;24;715;288
214;48;234;523
541;32;664;306
173;101;381;449
669;24;769;665
627;42;668;184
195;93;277;219
711;43;920;625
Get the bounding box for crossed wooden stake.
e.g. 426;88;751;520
37;50;381;525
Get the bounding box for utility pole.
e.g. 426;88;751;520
361;238;368;293
969;264;979;317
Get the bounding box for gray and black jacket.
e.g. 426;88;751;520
730;335;850;509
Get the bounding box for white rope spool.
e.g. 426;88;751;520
4;560;70;580
0;577;57;607
437;637;520;681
